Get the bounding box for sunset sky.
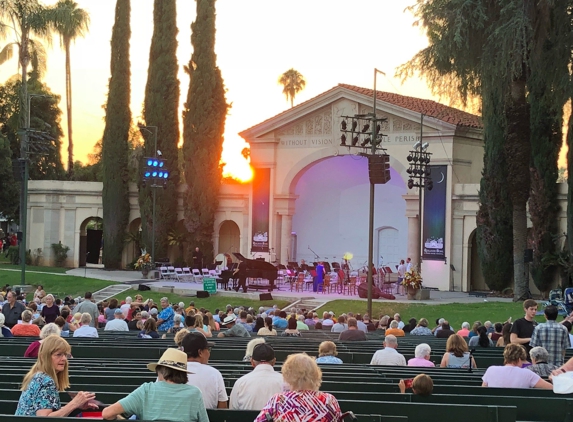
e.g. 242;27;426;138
0;0;567;174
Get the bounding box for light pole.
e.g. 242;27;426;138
138;125;159;264
19;94;50;284
406;125;433;270
338;68;390;318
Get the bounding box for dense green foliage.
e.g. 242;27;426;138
139;0;180;261
182;0;228;265
101;0;131;269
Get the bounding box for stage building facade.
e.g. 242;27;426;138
26;84;568;293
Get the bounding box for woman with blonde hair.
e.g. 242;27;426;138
316;341;343;364
440;334;477;369
0;313;13;337
193;314;212;337
409;318;433;336
16;335;96;416
24;323;62;358
255;353;342;422
40;294;60;324
206;312;219;331
11;310;41;337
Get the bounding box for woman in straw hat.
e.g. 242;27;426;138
102;348;208;421
16;335;96;416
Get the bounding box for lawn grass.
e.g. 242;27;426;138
0;254;69;274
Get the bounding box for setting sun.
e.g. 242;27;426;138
221;136;253;183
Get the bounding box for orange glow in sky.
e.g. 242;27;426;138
0;0;439;181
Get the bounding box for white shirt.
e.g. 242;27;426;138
406;262;412;272
331;323;348;333
370;348;406;366
322;319;334;327
229;364;283;410
357;321;368;334
397;264;406;277
73;325;99;338
120;303;131;316
104;318;129;331
186;361;228;409
397;321;405;330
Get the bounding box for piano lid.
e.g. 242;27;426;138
232;253;277;272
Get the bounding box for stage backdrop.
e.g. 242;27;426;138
423;165;447;260
252;168;270;252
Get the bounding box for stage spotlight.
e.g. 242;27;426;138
408;179;414;189
341;134;347;145
375;124;381;134
407;155;413;162
352;136;359;146
351;120;358;131
341;120;347;130
426;180;433;191
361;137;371;147
361;124;370;133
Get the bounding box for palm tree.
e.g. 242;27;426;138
278;68;306;108
50;0;90;177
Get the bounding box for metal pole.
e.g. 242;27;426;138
419;114;424;270
19;94;33;284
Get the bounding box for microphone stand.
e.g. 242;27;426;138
467;349;475;373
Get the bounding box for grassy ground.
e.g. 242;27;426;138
0;254;68;274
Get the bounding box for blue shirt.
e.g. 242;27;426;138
158;306;175;331
316;356;343;364
273;318;288;329
16;373;60;416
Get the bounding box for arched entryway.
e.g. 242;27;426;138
218;220;240;256
79;217;103;266
468;230;486;290
376;226;400;268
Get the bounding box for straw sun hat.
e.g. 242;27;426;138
147;348;193;373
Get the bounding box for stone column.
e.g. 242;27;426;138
280;214;293;265
403;194;420;266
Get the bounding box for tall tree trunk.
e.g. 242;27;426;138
65;39;73;177
568;108;573;275
102;0;132;269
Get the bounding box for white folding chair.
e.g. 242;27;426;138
167;266;176;279
208;270;218;277
174;268;184;282
202;268;210;277
192;268;203;282
182;267;193;282
160;267;169;279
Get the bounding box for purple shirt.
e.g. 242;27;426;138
482;365;541;388
408;357;435;367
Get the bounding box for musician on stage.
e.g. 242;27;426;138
300;259;308;271
313;262;325;293
192;247;203;270
233;259;248;293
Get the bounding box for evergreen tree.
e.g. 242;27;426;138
0;135;19;221
139;0;179;261
182;0;228;265
101;0;131;269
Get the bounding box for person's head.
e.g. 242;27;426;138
60;308;70;320
40;323;61;339
195;247;199;252
144;318;157;333
322;312;330;320
441;320;451;330
414;343;431;360
239;310;247;320
108;298;118;309
288;317;297;330
174;329;189;346
563;321;572;333
160;297;169;309
477;326;490;347
5;292;15;304
318;341;338;357
390;320;399;329
544;305;558;321
185;315;196;328
114;309;124;319
384;335;398;349
22;335;71;392
21;309;32;323
523;299;538;319
336;315;345;325
140;310;149;320
379;315;389;328
412;374;433;396
461;321;470;330
54;317;66;330
530;346;550;365
503;343;527;365
173;314;182;326
251;343;276;366
502;322;513;345
246;314;254;323
147;348;190;384
132;309;142;320
244;338;265;359
281;353;322;391
315;321;323;330
254;316;265;330
446;334;469;357
494;322;503;333
193;315;204;329
400;259;405;264
347;317;358;329
37;285;44;291
394;313;401;322
125;296;132;304
417;318;428;328
406;257;411;263
279;310;287;319
484;321;492;329
28;302;37;312
181;332;214;363
437;318;445;326
264;316;273;330
44;294;54;306
80;313;91;326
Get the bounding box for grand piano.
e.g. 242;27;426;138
229;252;278;291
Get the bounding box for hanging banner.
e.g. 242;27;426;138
252;168;270;252
423;165;447;260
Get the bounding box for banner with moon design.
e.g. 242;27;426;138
423;165;447;260
252;168;270;252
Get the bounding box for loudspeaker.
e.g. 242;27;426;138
259;293;273;301
197;291;210;298
138;284;151;291
524;249;533;263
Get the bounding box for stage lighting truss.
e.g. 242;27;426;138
142;156;169;187
339;114;388;152
406;146;433;191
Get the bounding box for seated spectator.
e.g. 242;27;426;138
376;315;390;332
497;322;513;347
24;323;62;358
363;314;375;332
281;316;301;337
168;314;184;335
385;320;405;337
238;311;254;332
339;317;366;341
528;346;558;378
435;320;456;339
139;318;160;338
316;341;343;364
410;318;433;336
182;332;228;409
102;348;208;421
243;338;266;361
296;315;309;330
330;315;347;333
253;316;265;333
398;374;434;396
53;317;69;337
370;335;406;366
120;296;132;318
174;329;189;347
255;353;342;422
218;315;250;338
257;317;277;336
315;321;323;330
403;318;417;333
440;334;477;369
191;314;212;337
432;318;445;335
321;312;334;328
484;320;494;335
394;313;405;329
230;343;283;410
104;309;129;332
304;312;315;327
490;322;504;343
469;321;481;338
482;344;552;389
468;325;494;348
72;313;98;338
156;297;175;332
272;311;288;329
0;313;14;337
128;309;142;331
104;298;119;321
69;313;82;332
408;343;435;367
457;322;470;337
11;310;41;337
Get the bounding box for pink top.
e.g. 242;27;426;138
408;357;435;367
457;328;470;337
482;365;541;388
256;390;342;422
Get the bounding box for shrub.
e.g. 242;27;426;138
7;246;19;265
51;242;70;267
